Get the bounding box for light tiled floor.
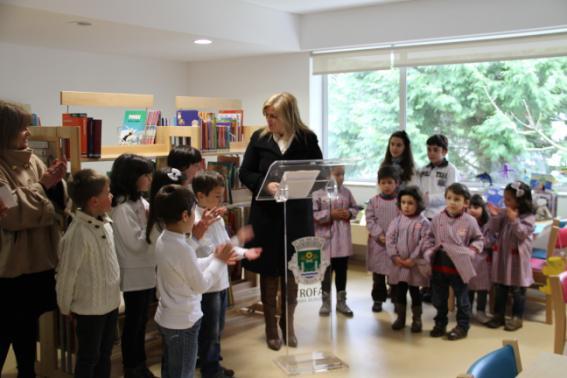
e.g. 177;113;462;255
3;266;558;377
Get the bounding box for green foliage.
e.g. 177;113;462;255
328;57;567;181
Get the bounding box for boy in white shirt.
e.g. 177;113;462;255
56;169;120;378
153;184;235;378
192;171;261;378
417;134;459;219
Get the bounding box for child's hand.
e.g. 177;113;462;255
487;202;500;216
192;221;209;240
237;225;254;244
214;243;233;263
330;209;343;220
404;258;416;268
393;256;403;267
212;207;227;218
339;209;351;221
244;247;262;260
424;192;430;206
506;207;518;222
378;234;386;245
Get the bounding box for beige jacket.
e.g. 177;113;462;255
0;149;66;278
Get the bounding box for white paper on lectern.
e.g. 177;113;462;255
280;170;319;199
0;185;17;208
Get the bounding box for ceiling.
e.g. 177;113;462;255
241;0;409;14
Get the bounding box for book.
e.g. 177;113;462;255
176;110;200;127
218;110;244;142
62;113;88;156
87;119;102;158
120;110;147;145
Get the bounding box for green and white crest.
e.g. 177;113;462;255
289;236;328;285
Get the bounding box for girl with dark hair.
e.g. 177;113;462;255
486;181;535;331
386;186;430;332
109;154;157;378
146;167;187;244
467;194;493;324
167;145;203;185
380;130;417;187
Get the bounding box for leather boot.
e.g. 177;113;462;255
391;303;406;330
411;305;423;333
336;291;354;317
319;291;331;316
279;275;298;347
260;275;281;351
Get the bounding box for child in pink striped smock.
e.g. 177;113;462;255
366;165;401;313
424;183;484;341
313;165;359;317
467;194;494;324
386;186;430;332
485;181;535;331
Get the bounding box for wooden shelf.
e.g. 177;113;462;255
176;96;241;110
81;143;170;162
60;90;154;108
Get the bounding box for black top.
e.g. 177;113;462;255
239;129;323;276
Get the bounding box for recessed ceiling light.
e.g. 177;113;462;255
194;39;212;45
69;21;92;26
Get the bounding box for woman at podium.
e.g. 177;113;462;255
239;92;323;350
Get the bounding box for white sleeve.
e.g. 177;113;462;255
56;230;86;315
112;203;148;254
180;244;226;293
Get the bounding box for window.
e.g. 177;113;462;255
327;69;399;181
325;57;567;186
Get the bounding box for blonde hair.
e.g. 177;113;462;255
261;92;311;137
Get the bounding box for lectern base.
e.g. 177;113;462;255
274;351;347;376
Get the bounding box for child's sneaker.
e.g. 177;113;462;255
474;311;491;324
372;301;383;312
504;316;523;331
429;324;446;338
447;326;468;341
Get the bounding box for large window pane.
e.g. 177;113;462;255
406;58;567;184
327;70;400;181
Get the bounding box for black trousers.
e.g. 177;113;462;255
493;284;527;318
469;290;488;312
75;309;118;378
372;273;396;303
0;269;57;378
395;282;422;306
321;257;349;293
121;288;154;369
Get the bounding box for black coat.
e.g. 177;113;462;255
239;129;323;276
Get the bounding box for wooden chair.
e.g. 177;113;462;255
457;340;522;378
530;218;560;324
550;272;567;354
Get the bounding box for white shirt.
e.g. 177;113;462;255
154;229;227;329
417;159;458;219
56;210;120;315
111;198;156;291
194;206;246;292
273;133;294;154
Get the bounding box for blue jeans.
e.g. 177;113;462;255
431;271;471;331
198;290;228;378
158;319;201;378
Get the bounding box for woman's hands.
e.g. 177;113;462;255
266;182;280;196
0;199;8;218
40;158;67;189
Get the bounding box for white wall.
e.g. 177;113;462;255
0;42;190;147
301;0;567;50
186;52;315;133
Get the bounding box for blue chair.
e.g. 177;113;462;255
457;340;522;378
